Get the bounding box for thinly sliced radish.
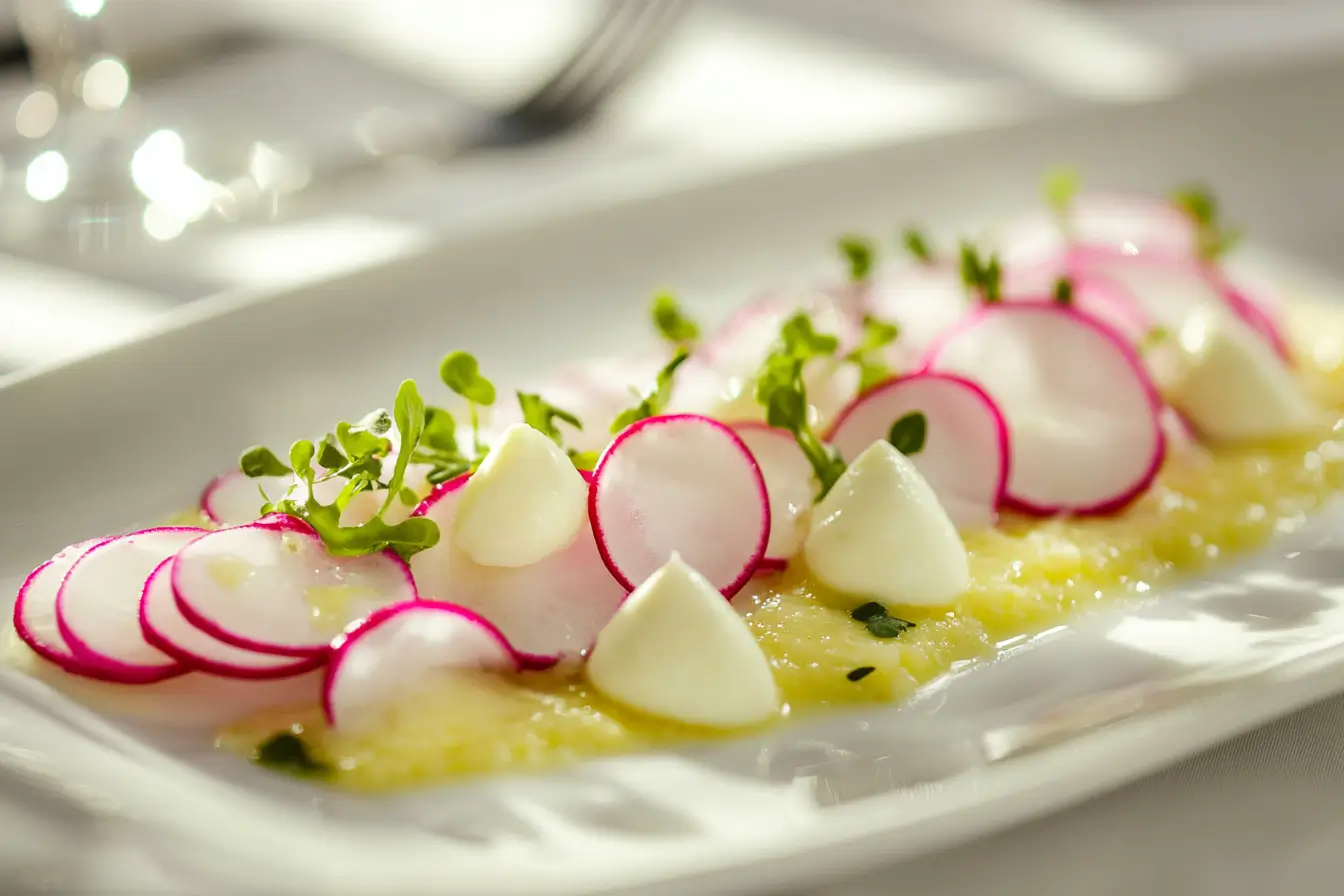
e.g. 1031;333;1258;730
140;558;321;680
1001;259;1152;344
172;519;416;658
864;264;971;367
54;528;203;684
590;414;769;596
826;373;1009;529
731;423;815;562
12;538;130;681
700;290;863;373
924;302;1165;515
995;193;1199;266
409;473;627;666
1070;247;1291;360
201;470;292;527
322;600;521;731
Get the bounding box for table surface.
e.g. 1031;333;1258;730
4;4;1344;894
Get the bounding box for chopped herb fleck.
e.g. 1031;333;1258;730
847;666;877;682
958;242;1002;303
887;411;927;455
1053;277;1074;306
902;227;935;264
253;731;330;777
849;600;916;639
849;601;888;623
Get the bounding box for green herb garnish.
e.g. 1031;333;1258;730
1139;324;1171;353
754;312;847;499
902;227;935;264
518;392;584;446
1171;184;1242;261
610;349;690;434
243;380;441;559
440;351;497;454
253;731;330;777
839;235;875;282
846;666;877;682
844;315;900;392
651;292;700;346
849;600;915;639
1044;165;1080;224
958;242;1002;303
411;405;472;485
886;411;927;455
1053;277;1074;306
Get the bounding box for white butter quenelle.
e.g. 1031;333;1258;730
805;440;969;606
586;553;778;728
452;423;588;567
1163;304;1319;443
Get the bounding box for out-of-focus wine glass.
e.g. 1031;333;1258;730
0;0;304;254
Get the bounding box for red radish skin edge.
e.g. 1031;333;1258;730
11;548;157;684
921;301;1167;518
170;517;419;659
824;371;1013;514
321;599;523;726
139;558;324;680
729;420;814;567
411;470;587;671
198;471;239;525
589;414;770;598
53;528;197;685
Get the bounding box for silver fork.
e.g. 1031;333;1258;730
479;0;692;147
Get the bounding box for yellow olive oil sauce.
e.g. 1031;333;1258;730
87;305;1344;789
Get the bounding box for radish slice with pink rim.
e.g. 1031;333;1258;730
1069;246;1291;360
1001;259;1152;344
12;538;135;682
700;291;863;373
924;302;1166;516
731;422;815;563
54;528;202;684
590;414;769;597
864;264;972;366
994;193;1199;267
322;600;521;731
408;472;627;667
171;518;417;658
201;470;292;527
140;558;322;680
826;372;1010;529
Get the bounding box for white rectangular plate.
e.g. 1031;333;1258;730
3;60;1344;896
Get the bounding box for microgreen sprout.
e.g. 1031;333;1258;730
1053;276;1074;306
958;242;1003;303
410;405;472;485
518;392;584;446
1171;184;1242;261
886;411;927;455
240;380;441;559
838;235;875;283
1043;165;1080;226
610;349;690;434
843;315;900;392
754;312;847;499
901;227;935;264
651;292;700;346
439;350;496;458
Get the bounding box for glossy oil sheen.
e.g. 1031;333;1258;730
217;308;1344;792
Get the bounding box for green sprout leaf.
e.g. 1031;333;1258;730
848;601;915;639
1171;184;1242;261
1053;277;1075;306
316;434;347;472
844;314;900;392
568;449;601;471
1044;165;1080;223
887;411;927;455
901;227;935;264
651;292;700;346
253;731;330;778
420;406;459;455
610;349;690;434
838;234;875;282
239;446;291;478
754;312;848;499
958;242;1002;303
518;392;584;446
439;351;497;406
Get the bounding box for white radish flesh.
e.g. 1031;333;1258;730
826;373;1009;530
410;474;627;666
322;600;521;732
864;264;971;367
140;558;321;679
55;528;204;683
995;194;1198;267
732;423;815;562
172;519;416;658
925;302;1165;515
201;470;292;527
590;414;769;597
